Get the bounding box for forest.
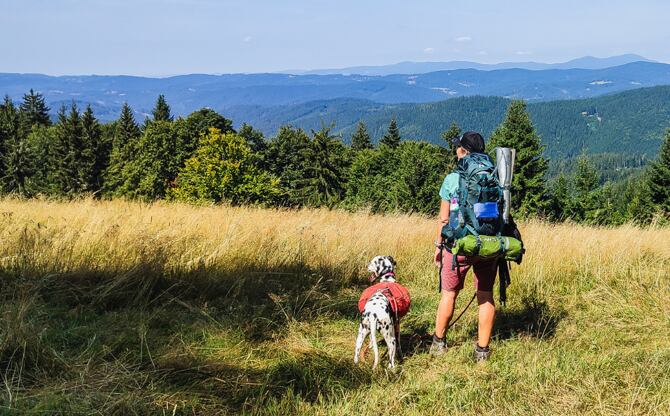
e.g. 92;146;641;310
1;89;669;225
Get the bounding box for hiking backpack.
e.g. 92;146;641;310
442;152;504;242
358;282;411;319
438;152;526;305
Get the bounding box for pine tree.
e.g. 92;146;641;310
547;173;570;221
105;103;141;194
82;105;107;193
238;123;266;153
488;100;548;217
265;126;314;206
298;126;349;206
441;121;461;166
116;121;177;200
380;118;401;148
571;155;601;223
351;121;373;151
48;105;76;194
151;94;172;122
441;122;461;144
1;96;33;195
19;89;51;127
646;129;670;214
49;103;91;195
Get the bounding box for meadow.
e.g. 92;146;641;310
0;198;668;415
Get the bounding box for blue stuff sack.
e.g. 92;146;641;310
474;202;499;219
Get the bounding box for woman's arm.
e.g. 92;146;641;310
435;199;450;243
434;199;450;266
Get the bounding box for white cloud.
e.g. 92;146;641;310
243;36;253;42
423;47;435;54
515;50;532;55
478;50;488;56
454;36;472;43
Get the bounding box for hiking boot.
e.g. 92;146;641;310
474;343;491;362
429;335;447;356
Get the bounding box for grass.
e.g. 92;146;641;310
0;198;668;415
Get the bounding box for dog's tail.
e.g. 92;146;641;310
370;315;379;369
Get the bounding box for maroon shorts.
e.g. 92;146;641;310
439;250;497;292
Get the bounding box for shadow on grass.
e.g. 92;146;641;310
492;294;566;340
156;349;372;413
0;258;374;413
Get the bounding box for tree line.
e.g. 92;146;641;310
1;90;669;225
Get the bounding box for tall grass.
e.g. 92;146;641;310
0;198;668;415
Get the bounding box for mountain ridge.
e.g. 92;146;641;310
2;61;669;121
289;54;656;75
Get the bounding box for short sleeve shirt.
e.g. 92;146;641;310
439;172;459;202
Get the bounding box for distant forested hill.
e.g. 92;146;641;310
224;86;670;160
2;61;669;118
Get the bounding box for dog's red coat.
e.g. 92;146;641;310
358;282;411;318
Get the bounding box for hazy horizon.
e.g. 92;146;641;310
0;54;663;78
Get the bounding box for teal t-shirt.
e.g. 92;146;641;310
439;172;459;201
439;173;460;228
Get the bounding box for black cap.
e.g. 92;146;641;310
451;131;485;153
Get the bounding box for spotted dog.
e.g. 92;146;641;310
354;255;406;369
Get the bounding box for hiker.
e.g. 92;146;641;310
430;131;497;361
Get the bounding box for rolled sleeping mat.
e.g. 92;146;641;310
495;147;516;224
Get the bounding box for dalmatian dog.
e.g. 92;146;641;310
354;255;402;369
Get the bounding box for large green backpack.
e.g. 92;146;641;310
442;152;504;242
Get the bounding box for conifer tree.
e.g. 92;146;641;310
441;122;461;144
570;155;601;222
298;126;349;206
82;105;107;192
488;100;548;217
441;121;461;166
49;103;90;195
646;129;670;213
380;118;401;148
105;103;141;194
115;120;177;200
238;123;266;153
351;121;373;151
265;126;313;206
546;173;570;221
152;94;172;122
1;96;32;195
19;89;51;127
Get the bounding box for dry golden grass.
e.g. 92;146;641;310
0;198;668;415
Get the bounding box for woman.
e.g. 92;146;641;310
430;131;497;361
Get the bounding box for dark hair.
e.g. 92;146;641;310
451;131;485;153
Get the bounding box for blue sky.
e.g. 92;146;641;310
1;0;669;76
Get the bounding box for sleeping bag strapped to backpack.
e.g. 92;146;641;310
451;234;523;263
358;282;411;319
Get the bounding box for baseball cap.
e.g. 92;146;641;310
451;131;485;153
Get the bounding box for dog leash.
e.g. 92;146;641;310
447;292;476;330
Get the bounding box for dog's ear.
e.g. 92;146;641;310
386;256;396;267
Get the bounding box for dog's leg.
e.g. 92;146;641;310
354;321;368;364
369;315;379;369
394;320;403;363
381;320;396;369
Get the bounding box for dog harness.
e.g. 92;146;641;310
358;281;411;318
